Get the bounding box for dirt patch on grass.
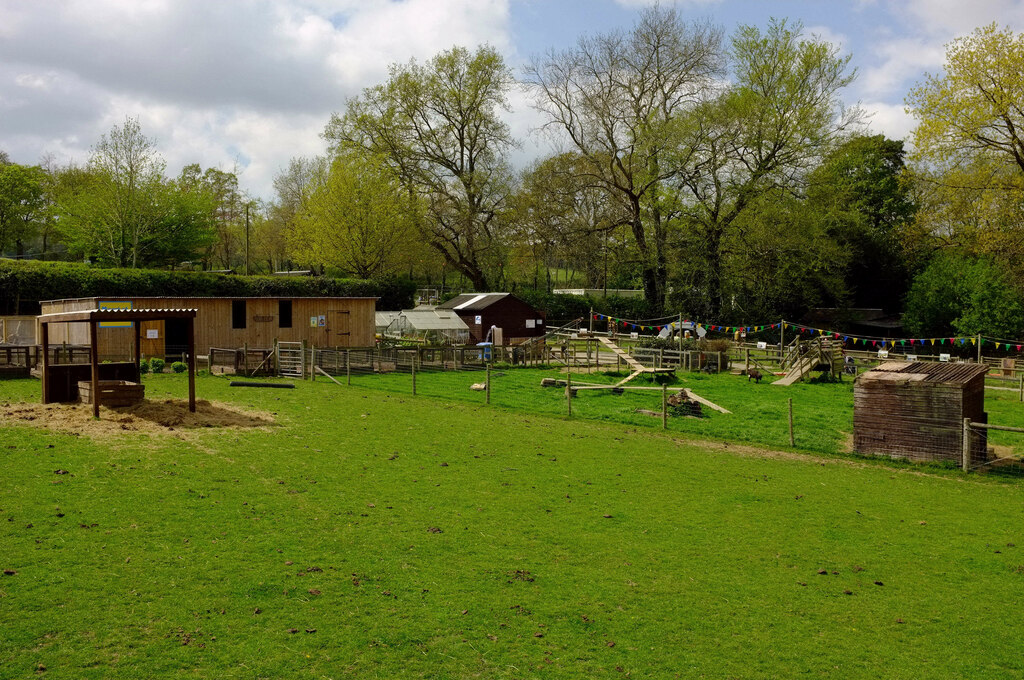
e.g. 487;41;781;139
0;399;274;439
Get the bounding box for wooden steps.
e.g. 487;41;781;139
772;355;817;386
596;336;647;372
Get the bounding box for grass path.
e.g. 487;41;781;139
1;375;1023;678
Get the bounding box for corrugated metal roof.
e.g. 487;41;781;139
438;293;510;311
400;310;469;331
859;360;988;385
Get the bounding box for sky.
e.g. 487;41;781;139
2;0;1024;201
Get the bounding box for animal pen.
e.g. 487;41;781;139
36;307;198;418
853;361;989;466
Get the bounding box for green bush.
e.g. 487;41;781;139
149;358;165;373
0;260;415;314
171;361;187;373
138;360;150;375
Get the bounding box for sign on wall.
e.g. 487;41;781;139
146;329;159;339
99;301;132;328
474;315;482;325
310;316;317;328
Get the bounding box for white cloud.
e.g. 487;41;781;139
0;0;513;199
860;101;916;142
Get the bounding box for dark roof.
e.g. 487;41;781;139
857;361;989;385
39;308;198;324
437;293;513;312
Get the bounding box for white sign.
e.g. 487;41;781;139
146;329;158;339
939;353;951;362
630;332;639;339
474;315;482;325
906;354;917;361
877;350;889;359
525;319;536;329
536;319;544;326
757;341;767;350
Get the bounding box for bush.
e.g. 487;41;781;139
0;259;416;314
138;360;150;375
150;358;165;373
171;361;187;373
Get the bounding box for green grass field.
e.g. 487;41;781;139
2;372;1024;678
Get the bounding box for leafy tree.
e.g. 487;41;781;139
525;6;725;310
287;152;416;278
56;118;168;267
805;135;916;310
0;162;48;257
325;45;515;291
676;19;860;318
903;252;1024;337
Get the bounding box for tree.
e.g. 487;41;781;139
324;45;515;291
903;252;1024;337
525;6;725;310
56;118;167;267
675;19;860;318
805;135;917;310
0;162;48;257
287;152;416;278
907;24;1024;176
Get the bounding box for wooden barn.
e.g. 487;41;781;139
437;293;545;344
853;361;989;465
38;296;377;359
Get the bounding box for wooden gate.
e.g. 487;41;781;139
277;341;304;378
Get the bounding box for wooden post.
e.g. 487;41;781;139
566;367;572;417
718;351;723;373
962;417;972;472
243;342;249;375
678;313;683;354
780;320;785;353
89;319;99;419
745;348;750;375
411;351;417;396
301;339;308;380
485;363;491;405
274;339;280;377
589;308;594;334
662;383;668;430
40;322;49;404
133;319;142;379
346;349;351;386
311;346;316;382
788;398;795;447
187;316;196;413
977;334;982;364
1018;374;1022;402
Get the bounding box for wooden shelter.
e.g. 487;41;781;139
437;293;545;344
39;296;377;359
853;361;989;465
38;308;198;418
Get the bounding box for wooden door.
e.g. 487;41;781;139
327;310;351;347
139;320;165;359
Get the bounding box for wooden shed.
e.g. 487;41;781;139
853;361;989;465
39;296;377;359
436;293;545;344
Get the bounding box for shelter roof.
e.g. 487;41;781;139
858;360;988;385
38;308;198;324
400;309;469;331
437;293;511;311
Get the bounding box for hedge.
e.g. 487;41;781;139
0;260;415;314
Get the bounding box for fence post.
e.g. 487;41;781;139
486;363;491;405
243;342;249;375
718;351;723;373
566;368;572;417
346;349;351;386
1019;374;1022;403
745;348;750;375
788;398;795;447
977;334;982;364
411;351;416;396
274;339;280;377
962;418;972;472
311;347;316;382
662;383;668;430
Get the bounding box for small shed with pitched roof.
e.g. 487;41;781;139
437;293;545;344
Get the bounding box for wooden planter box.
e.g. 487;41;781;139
77;380;145;407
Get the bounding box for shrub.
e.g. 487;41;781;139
138;360;150;375
171;361;187;373
150;358;165;373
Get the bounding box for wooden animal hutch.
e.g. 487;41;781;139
37;308;198;418
39;296;377;359
437;293;545;344
853;361;989;465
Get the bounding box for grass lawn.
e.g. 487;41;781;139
2;373;1024;678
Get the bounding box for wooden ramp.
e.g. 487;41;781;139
596;336;647;372
772;355;816;386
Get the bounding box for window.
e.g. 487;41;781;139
279;300;293;328
232;300;246;329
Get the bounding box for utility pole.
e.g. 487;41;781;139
244;203;250;276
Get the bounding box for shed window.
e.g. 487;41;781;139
232;300;247;329
279;300;293;328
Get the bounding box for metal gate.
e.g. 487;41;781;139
277;341;304;378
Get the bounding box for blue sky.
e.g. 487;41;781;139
1;0;1022;199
